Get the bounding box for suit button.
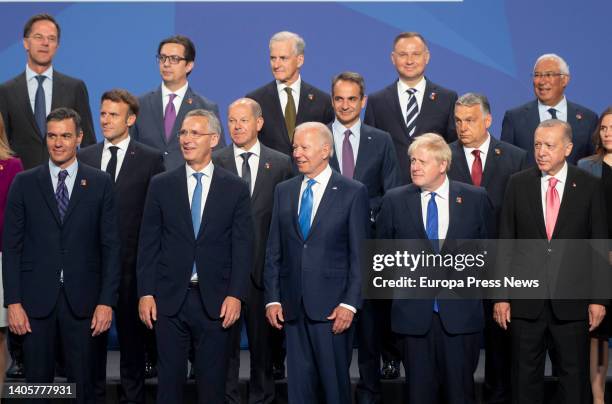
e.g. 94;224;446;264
304;244;307;248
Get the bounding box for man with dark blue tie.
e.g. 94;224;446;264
137;109;253;404
265;122;369;404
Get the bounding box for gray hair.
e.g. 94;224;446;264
534;53;570;76
294;121;334;157
455;92;491;116
536;119;573;143
184;109;222;135
408;133;452;171
228;98;263;119
269;31;305;56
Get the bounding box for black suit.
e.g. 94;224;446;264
498;165;608;404
79;139;164;404
0;70;96;169
448;136;527;404
213;143;293;404
246;80;334;156
364;79;458;184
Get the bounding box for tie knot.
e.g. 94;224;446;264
548;177;559;188
344;129;352;140
306;178;316;189
284;87;292;95
548;108;557;119
472;149;481;157
36;75;46;85
168;93;177;102
429;191;437;200
407;88;417;96
58;170;68;182
240;152;252;162
193;172;204;182
109;146;119;156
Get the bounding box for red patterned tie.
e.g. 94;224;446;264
545;177;560;240
471;150;483;187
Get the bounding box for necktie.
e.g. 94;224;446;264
471;150;483;187
545;177;560;240
342;130;355;179
106;146;119;182
191;172;204;277
426;192;439;311
164;93;177;141
34;75;47;138
548;108;558;119
240;152;252;194
298;179;316;239
284;87;297;142
405;88;419;137
55;170;69;222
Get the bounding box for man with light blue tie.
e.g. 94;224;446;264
377;133;494;403
137;109;253;404
265;122;369;404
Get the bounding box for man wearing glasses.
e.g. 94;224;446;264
501;53;598;164
137;109;252;404
132;35;225;171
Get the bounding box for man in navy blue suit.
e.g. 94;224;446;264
264;122;369;404
365;31;458;187
448;93;527;404
501;53;597;165
131;35;225;170
377;133;494;404
137;109;253;404
327;71;401;404
2;107;120;403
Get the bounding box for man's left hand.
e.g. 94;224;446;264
91;305;113;336
220;296;241;329
327;306;354;334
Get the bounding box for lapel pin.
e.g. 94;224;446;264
0;164;3;171
264;162;271;170
572;182;576;188
80;179;87;187
308;93;314;101
130;151;135;155
367;136;372;140
187;98;193;105
429;92;437;101
494;148;501;155
332;186;338;190
456;196;463;204
576;113;582;120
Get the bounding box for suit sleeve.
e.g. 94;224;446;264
136;179;163;297
323;96;335;125
98;175;121;307
2;174;25;306
493;177;518;303
589;181;610;307
364;99;376;127
228;182;254;300
75;80;96;147
445;91;459;143
343;185;370;310
500;111;515;145
381;135;402;195
264;187;283;304
518;149;529;171
375;194;395;239
151;153;165;177
211;102;227;147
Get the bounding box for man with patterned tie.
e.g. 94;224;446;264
137;109;253;404
264;122;369;404
0;13;96;172
132;35;224;170
377;133;494;403
494;119;608;404
364;32;458;188
212;98;293;404
2;107;120;403
501;53;598;165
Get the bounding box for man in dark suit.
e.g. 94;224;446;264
246;31;334;157
377;133;494;404
448;93;527;404
494;119;608;404
131;35;225;170
137;109;253;404
213;98;293;404
2;107;120;403
0;13;95;171
327;71;401;404
501;53;598;165
364;31;458;187
79;89;164;404
265;122;370;404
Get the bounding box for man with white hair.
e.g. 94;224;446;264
501;53;598;165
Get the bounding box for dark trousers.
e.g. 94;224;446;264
483;300;511;404
226;283;275;404
399;313;481;404
510;302;590;404
156;286;231;404
23;288;95;404
285;307;354;404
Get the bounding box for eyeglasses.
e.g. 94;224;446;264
177;129;217;139
532;72;565;80
156;54;187;65
29;34;58;44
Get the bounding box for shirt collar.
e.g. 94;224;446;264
186;160;214;178
162;81;189;100
463;133;491;155
542;161;568;184
303;164;332;185
538;96;567;113
277;75;301;94
420;175;450;200
103;135;130;152
26;64;53;81
332;119;361;137
233;140;261;158
49;158;78;178
398;76;426;94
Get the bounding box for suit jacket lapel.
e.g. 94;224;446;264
62;166;87;223
251;146;269;203
17;73;42;142
218;146;239;175
307;172;339;238
176;166;195;240
289;177;302;239
446;182;460;240
386;82;410;138
115;141;135;185
526;101;541;134
551;166;577;239
152;87;166;144
36;165;61;225
353;128;371;179
406;186;428;239
527;168;547;238
453;143;472;184
481;137;501;188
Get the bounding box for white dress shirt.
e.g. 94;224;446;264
186;161;214;281
332;119;361;172
420;176;450;241
540;161;567;227
463;133;491;174
26;64;53;116
162;81;188;117
397;77;426;126
101;136;130;181
277;76;301;115
233;141;260;195
538;96;567;123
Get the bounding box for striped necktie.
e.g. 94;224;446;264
405;88;419;137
